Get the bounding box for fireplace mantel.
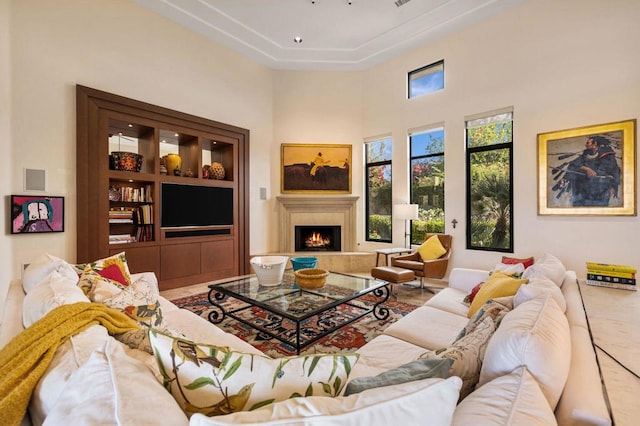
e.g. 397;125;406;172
277;195;359;252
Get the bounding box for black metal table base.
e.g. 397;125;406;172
206;284;390;354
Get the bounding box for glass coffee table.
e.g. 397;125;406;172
207;270;391;354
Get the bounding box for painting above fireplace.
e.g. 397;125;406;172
295;225;341;252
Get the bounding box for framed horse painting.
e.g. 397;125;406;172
281;144;352;193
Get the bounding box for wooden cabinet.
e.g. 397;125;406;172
77;85;250;290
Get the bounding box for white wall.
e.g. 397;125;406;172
4;0;640;305
5;0;274;280
356;0;640;274
271;71;363;251
0;0;12;324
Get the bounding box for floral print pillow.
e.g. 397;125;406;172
149;329;359;417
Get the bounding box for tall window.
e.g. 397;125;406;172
365;137;392;242
465;109;514;251
408;60;444;99
410;127;445;244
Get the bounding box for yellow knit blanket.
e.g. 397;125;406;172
0;302;140;426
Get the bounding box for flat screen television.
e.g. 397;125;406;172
161;183;233;228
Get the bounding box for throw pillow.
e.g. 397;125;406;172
452;367;556;425
76;252;132;294
514;274;567;313
467;272;527;318
22;253;79;294
522;253;566;287
492;262;525;278
419;317;497;400
478;294;570;409
149;329;359;416
501;255;535;269
344;357;453;396
454;296;513;342
82;271;165;354
417;235;447;261
78;265;128;298
463;282;484;305
189;377;462;426
22;271;90;328
43;338;189;426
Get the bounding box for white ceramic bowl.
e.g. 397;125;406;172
250;256;289;286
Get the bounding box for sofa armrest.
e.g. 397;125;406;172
448;268;490;293
0;279;26;349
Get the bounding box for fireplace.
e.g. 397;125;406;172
295;225;341;252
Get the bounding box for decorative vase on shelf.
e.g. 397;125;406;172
209;162;225;180
162;154;182;177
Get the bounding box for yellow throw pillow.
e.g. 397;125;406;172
467;272;527;318
417;236;447;261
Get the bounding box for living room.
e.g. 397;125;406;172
1;0;639;315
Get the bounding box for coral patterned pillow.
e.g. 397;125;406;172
76;252;132;294
149;330;359;417
501;256;534;269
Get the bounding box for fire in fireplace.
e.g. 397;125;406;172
295;225;341;252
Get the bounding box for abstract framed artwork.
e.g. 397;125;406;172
11;195;65;234
281;143;352;193
537;119;636;216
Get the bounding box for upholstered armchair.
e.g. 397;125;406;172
391;233;452;287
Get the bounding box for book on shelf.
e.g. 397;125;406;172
109;234;136;244
586;273;636;285
108;218;134;224
585;279;637;291
585;262;637;274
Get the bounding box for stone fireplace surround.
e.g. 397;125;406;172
277;195;359;253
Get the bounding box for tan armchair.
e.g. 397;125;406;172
391;233;452;288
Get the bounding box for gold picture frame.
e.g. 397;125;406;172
537;119;636;216
281;143;352;193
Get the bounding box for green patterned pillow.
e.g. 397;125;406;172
419;317;497;400
149;329;359;417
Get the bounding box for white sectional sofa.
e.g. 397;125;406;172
0;254;611;425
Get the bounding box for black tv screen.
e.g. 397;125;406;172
161;183;233;228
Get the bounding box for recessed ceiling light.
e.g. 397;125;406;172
174;133;179;137
128;123;133;127
293;36;303;44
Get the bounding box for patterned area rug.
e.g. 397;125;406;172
170;290;421;358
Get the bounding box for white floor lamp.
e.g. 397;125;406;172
393;204;419;249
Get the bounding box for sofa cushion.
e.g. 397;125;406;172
426;287;470;317
349;335;433;381
478;294;570;409
419;317;497;399
383;306;469;350
22;271;90;328
514;275;566;313
43;338;188;425
344;357;453;396
22;253;79;294
417;235;447;261
453;367;556;425
522;253;566;287
189;376;462;426
149;329;359;416
467;272;526;317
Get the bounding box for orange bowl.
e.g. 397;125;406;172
294;268;329;290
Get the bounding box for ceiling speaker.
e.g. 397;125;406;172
24;168;46;191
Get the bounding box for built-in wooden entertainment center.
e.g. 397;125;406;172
76;85;250;290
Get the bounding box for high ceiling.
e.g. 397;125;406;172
135;0;527;71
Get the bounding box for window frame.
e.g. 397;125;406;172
409;126;445;245
365;137;393;243
408;60;444;99
465;110;514;252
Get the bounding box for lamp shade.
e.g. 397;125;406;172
393;204;419;220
